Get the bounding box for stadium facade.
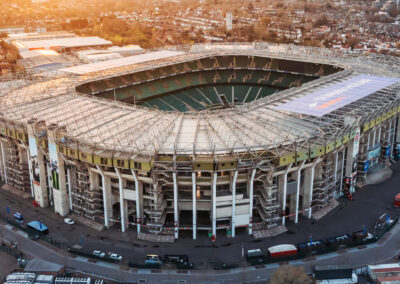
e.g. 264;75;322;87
0;43;399;241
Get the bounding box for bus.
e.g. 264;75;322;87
27;221;49;234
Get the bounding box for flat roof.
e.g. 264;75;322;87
27;220;48;231
108;45;143;52
13;36;112;50
275;74;399;117
267;244;297;253
60;50;185;75
20;50;60;59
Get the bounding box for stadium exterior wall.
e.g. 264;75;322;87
0;111;399;240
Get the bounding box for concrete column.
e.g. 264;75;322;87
192;172;197;240
131;170;141;233
47;163;53;207
115;168;126;233
396;116;400;143
391;118;396;156
96;165;110;228
372;128;377;147
345;128;360;193
0;140;8;183
294;160;306;224
248;169;256;235
377;126;382;146
280;163;293;225
66;168;73;211
47;128;69;216
27;123;49;208
388;120;393;144
212;172;217;238
173;172;179;239
367;131;371;150
339;150;345;195
334;151;339;187
231;170;238;238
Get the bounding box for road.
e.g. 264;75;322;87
1;162;400;268
1;216;400;283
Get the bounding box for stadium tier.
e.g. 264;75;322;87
0;43;399;241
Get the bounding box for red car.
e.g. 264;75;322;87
394;193;400;207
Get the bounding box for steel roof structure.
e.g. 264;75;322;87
1;43;400;162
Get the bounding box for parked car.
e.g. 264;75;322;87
394;193;400;207
93;250;106;258
64;218;75;225
108;252;123;261
145;254;162;265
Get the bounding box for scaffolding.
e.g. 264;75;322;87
144;181;169;234
256;175;280;227
71;165;103;220
4;141;30;192
313;155;335;208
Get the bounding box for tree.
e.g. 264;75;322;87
313;15;329;27
271;265;313;284
347;36;360;50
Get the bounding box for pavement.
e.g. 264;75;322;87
364;164;393;185
0;161;400;270
0;251;17;280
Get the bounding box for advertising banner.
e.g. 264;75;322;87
48;142;60;190
28;137;40;186
275;75;399;117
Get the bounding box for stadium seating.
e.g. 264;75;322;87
86;54;335;112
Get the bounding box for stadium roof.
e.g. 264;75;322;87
12;36;112;51
1;43;400;158
60;50;185;75
275;74;400;117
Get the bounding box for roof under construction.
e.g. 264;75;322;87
1;43;399;160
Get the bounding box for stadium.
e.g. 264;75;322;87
0;43;399;241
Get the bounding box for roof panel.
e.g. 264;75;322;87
60;50;186;75
275;74;399;117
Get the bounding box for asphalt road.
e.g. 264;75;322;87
1;162;400;269
1;215;400;283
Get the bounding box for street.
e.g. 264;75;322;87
0;162;400;272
